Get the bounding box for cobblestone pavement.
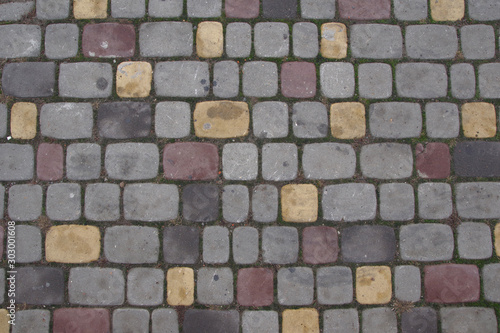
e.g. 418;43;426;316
0;0;499;332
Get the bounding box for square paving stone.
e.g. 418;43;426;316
233;227;259;264
111;0;145;17
193;101;249;138
468;0;500;20
262;143;298;181
15;225;42;263
155;102;191;138
418;183;453;219
425;264;480;303
441;307;497;333
302;226;338;264
66;143;101;180
167;267;194;306
163;226;199;264
183;310;239;333
53;308;110;333
196;22;223;58
252;185;278;223
116;62;152;98
450;63;476;99
113;309;149;333
394;0;427;20
278;267;314;305
187;0;222;17
401;307;437;333
395;266;421;302
330;102;366;139
59;62;112;98
226;23;251;58
45;225;100;263
360;143;413;179
105;143;159;180
14;310;50;333
400;224;454;261
242;311;279;333
281;184;318;223
225;0;259;18
0;25;41;59
85;184;120;221
164;142;218;180
338;0;390;19
8;184;42;221
350;24;403;59
154;61;209;97
322;183;377;221
461;25;495;59
483;263;500;302
2;62;55;97
416;143;450;179
197;267;233;305
281;62;316;98
11;102;37;139
262;227;298;264
356;267;392;305
292;102;328;138
69;267;124;305
222;185;249;223
293;23;319;58
341;225;396;263
379;183;414;221
283;309;319;333
148;0;183;17
369;102;422;138
46;183;81;221
213;61;239;98
242;62;278;97
361;308;397;333
104;226;159;264
262;0;297;18
456;182;500;219
320;23;348;59
139;22;193;57
182;184;219;222
203;226;229;264
425;103;460;138
323;309;359;333
461;102;496;138
406;25;458;59
317;266;352;305
301;0;335;18
45;24;78;59
430;0;464;20
152;309;179;333
16;267;64;305
82;23;135;57
252;102;288;138
37;143;63;181
457;222;492;259
223;143;258;180
41;103;93;139
396;63;448;98
303;143;356;179
73;0;107;18
237;268;274;306
358;63;393;99
124;183;178;221
320;62;355;98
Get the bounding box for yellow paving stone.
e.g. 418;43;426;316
167;267;194;306
281;184;318;223
283;308;319;333
462;102;496;138
430;0;464;21
330;102;366;139
320;23;348;59
73;0;107;18
495;224;500;257
11;102;37;139
46;225;101;263
196;21;223;58
116;62;153;98
0;310;9;333
356;266;392;304
194;101;249;138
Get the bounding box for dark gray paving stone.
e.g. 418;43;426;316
187;0;221;17
36;0;69;19
394;0;427;20
479;63;500;98
139;22;192;57
154;61;209;97
395;266;421;302
369;102;422;138
8;184;42;221
483;263;500;302
396;63;447;98
456;182;500;218
262;226;298;264
350;24;402;59
252;102;288;138
362;308;397;333
341;225;396;263
213;61;239;98
457;222;492;259
69;267;124;305
441;308;497;333
222;185;249;223
317;267;353;305
301;0;335;18
242;311;278;333
292;22;319;58
454;142;500;177
262;0;297;18
15;225;42;263
252;185;278;223
400;224;454;261
0;2;34;21
324;309;359;333
425;103;460;138
98;102;151;139
124;183;178;221
323;183;377;221
59;62;112;98
45;23;78;59
127;268;164;306
113;309;149;333
203;226;229;264
242;62;278;97
222;143;258;180
46;183;81;221
183;310;239;333
2;62;55;97
197;267;233;305
262;143;298;181
148;0;182;17
66;143;101;180
0;144;34;181
254;22;289;58
0;104;6;137
13;310;50;333
40;103;93;139
401;308;437;333
0;25;41;58
461;25;495;59
450;63;476;99
226;23;251;58
233;227;259;264
360;143;413;179
418;183;453;219
84;183;121;221
302;143;356;179
155;102;191;138
320;63;355;98
104;226;159;264
152;309;179;333
105;143;159;180
16;267;64;305
379;183;414;221
292;102;328;138
468;0;500;20
182;184;219;222
358;63;393;99
277;267;313;305
406;25;458;59
163;226;199;264
112;0;145;17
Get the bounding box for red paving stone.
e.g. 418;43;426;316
53;308;110;333
82;23;136;58
163;142;219;180
237;268;274;306
338;0;391;19
424;264;480;303
37;143;63;181
416;143;451;179
281;62;317;98
225;0;260;18
302;226;339;264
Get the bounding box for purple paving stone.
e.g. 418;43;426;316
163;142;219;180
37;143;63;181
16;267;64;305
54;308;110;333
98;102;151;139
225;0;259;18
302;226;338;264
281;62;316;98
82;23;136;57
424;264;480;303
182;184;219;222
338;0;390;19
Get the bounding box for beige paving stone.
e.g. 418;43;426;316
167;267;194;306
330;102;366;139
283;308;319;333
495;224;500;257
116;62;153;98
356;266;392;304
281;184;318;223
73;0;107;18
194;101;249;138
462;102;496;138
197;21;223;58
46;225;101;263
320;23;347;59
430;0;464;21
11;102;37;140
0;310;8;333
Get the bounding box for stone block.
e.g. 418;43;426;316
213;61;239;98
8;184;42;221
292;102;328;138
450;63;476;99
233;227;259;264
152;309;179;333
252;185;278;223
301;0;335;18
2;62;55;97
0;24;41;58
454;142;500;177
45;23;79;59
194;101;249;138
139;22;193;57
163;226;199;264
356;267;391;304
425;103;460;138
401;308;437;333
163;142;218;180
54;308;109;333
0;2;34;21
379;183;414;221
320;62;354;98
323;309;359;333
41;103;93;139
303;143;356;179
262;227;298;264
148;0;182;17
252;101;288;138
225;0;259;18
73;0;107;18
46;183;81;221
281;62;316;98
341;225;396;263
223;143;258;180
330;102;366;139
262;0;297;18
15;225;42;263
456;182;500;218
167;267;194;306
104;226;159;264
317;266;352;305
37;143;63;181
222;185;249;223
430;0;464;21
281;184;317;223
396;63;448;98
155;102;191;138
197;267;233;305
351;24;402;59
225;23;251;58
262;143;298;181
360;143;413;179
116;62;152;98
369;102;422;138
406;25;458;59
182;184;219;222
84;184;120;221
46;225;100;263
425;264;479;303
416;142;451;179
105;143;159;180
461;25;495;59
338;0;390;19
302;226;338;264
462;102;496;138
237;268;273;306
479;63;500;98
242;61;278;97
361;308;397;333
66;143;101;180
187;0;221;17
457;222;492;259
483;263;500;302
322;183;377;221
400;224;454;261
13;310;50;333
123;183;178;221
293;22;318;58
418;183;453;219
17;267;64;305
112;309;149;333
394;266;421;302
196;21;223;58
441;308;497;333
82;23;136;57
203;226;229;264
183;310;239;333
0;105;6;138
111;0;145;17
11;102;37;139
242;311;278;333
394;0;427;20
154;61;209;97
320;23;347;59
358;63;393;99
468;0;500;20
278;267;314;305
282;309;319;333
59;62;112;98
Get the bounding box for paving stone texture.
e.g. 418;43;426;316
0;0;499;332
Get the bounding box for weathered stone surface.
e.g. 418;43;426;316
222;185;249;223
242;311;279;333
303;226;338;264
226;23;251;58
73;0;107;18
281;184;317;223
16;267;64;305
351;24;402;59
457;222;492;259
468;0;500;20
338;0;390;19
262;0;297;18
320;23;347;59
112;309;149;333
223;143;258;180
483;264;500;302
356;266;392;304
14;310;51;333
152;309;179;333
430;0;464;20
116;61;152;98
425;103;460;138
281;62;316;98
395;266;421;302
461;102;496;138
418;183;453;219
369;102;422;138
104;226;159;264
320;62;355;98
322;183;377;221
323;309;359;333
341;225;396;263
301;0;335;18
0;105;6;138
361;143;413;179
163;226;199;264
379;183;414;221
461;25;495;59
252;101;288;138
362;308;397;333
197;21;223;58
197;267;233;305
282;309;319;333
46;225;100;263
203;226;229;264
441;308;497;333
233;227;258;264
317;266;352;304
479;63;500;98
330;102;366;139
0;2;34;21
46;183;81;221
454;142;500;177
37;143;63;181
255;22;290;58
225;0;259;18
82;23;135;57
183;310;239;333
262;227;298;264
401;308;437;333
66;141;100;178
358;63;393;99
163;142;218;180
187;0;222;17
293;22;319;58
425;264;479;303
213;61;239;98
252;185;278;223
166;267;194;306
84;184;120;221
2;62;55;97
495;224;500;257
406;25;458;59
15;225;42;263
59;62;112;98
237;268;273;306
11;102;37;139
292;102;327;139
262;143;298;181
98;102;151;139
154;61;209;97
400;224;454;261
105;143;159;180
124;183;178;221
416;143;450;179
182;184;219;222
451;63;476;99
194;101;249;138
0;25;41;58
148;0;182;17
242;61;278;97
303;143;356;179
155;102;191;138
139;22;193;57
456;182;500;218
54;308;110;333
278;267;314;305
394;0;427;20
8;184;42;221
41;103;93;139
396;63;448;98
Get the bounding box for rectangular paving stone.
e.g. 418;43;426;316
2;62;55;97
54;308;110;333
163;226;199;264
281;62;316;98
233;227;259;264
16;267;64;305
15;225;42;263
242;311;279;333
278;267;314;305
358;63;393;99
187;0;221;17
8;184;42;221
283;309;319;333
111;0;145;17
0;2;34;21
262;143;298;181
167;267;194;306
461;25;495;59
155;61;209;97
183;310;239;333
46;183;81;221
124;183;178;221
112;309;149;333
342;225;396;263
262;226;298;264
262;0;297;18
351;24;402;59
45;225;100;263
425;103;460;138
369;102;422;138
396;63;448;98
379;183;415;221
360;143;413;179
69;267;124;305
450;63;476;99
254;22;289;58
252;102;289;138
222;185;249;223
182;184;219;222
320;62;355;98
45;23;79;59
105;143;159;180
457;222;492;259
0;24;41;58
356;267;392;305
11;102;37;139
225;0;259;18
73;0;108;18
293;22;319;58
454;142;500;177
242;62;278;97
84;184;121;221
98;102;151;139
456;182;500;218
155;102;191;138
302;143;356;179
252;185;278;223
37;143;63;181
213;61;239;98
66;143;101;180
395;266;421;302
281;184;318;223
203;226;230;264
301;0;335;18
225;23;251;58
418;183;453;219
197;267;233;305
163;142;218;180
14;310;50;333
338;0;390;19
361;308;396;333
468;0;500;20
194;101;249;138
37;0;69;19
140;22;192;57
441;308;497;333
479;63;500;98
323;183;377;221
317;266;352;305
483;264;500;302
394;0;427;20
402;308;437;333
104;226;159;263
148;0;182;17
406;25;458;59
323;309;359;333
196;21;223;58
431;0;464;20
223;143;258;180
152;309;179;333
320;23;347;59
425;264;479;303
40;103;93;139
400;224;454;261
59;62;112;98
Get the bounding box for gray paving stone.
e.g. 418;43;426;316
16;267;64;305
213;61;239;98
324;309;359;333
302;143;356;179
69;267;125;305
292;102;328;138
113;309;149;333
0;25;41;58
262;143;298;181
393;0;427;20
0;185;4;219
323;183;377;221
242;311;278;333
45;24;78;59
369;102;422;138
84;184;121;221
226;23;251;58
254;22;289;58
8;184;42;221
341;225;396;263
400;224;454;261
262;226;298;264
98;102;151;139
15;225;42;263
457;222;492;259
450;64;476;99
317;267;353;305
456;182;500;218
187;0;221;17
222;185;249;223
152;309;179;333
362;308;397;333
351;24;402;59
222;143;258;180
401;308;437;333
0;144;34;181
379;183;414;221
139;22;193;57
358;63;392;99
66;143;101;180
0;104;6;137
105;226;159;264
252;185;278;223
111;0;145;17
468;0;500;20
300;0;335;18
483;263;500;302
182;184;219;222
59;62;112;98
406;25;458;59
40;103;93;139
124;183;178;222
105;143;159;180
13;309;50;333
0;269;4;303
479;63;500;98
36;0;69;19
0;2;34;21
263;0;297;18
127;268;163;306
292;22;319;58
252;101;288;138
155;61;209;97
441;308;497;333
163;226;199;264
320;62;355;98
197;267;233;305
148;0;182;17
418;183;453;219
425;103;460;138
360;143;413;179
396;63;447;98
394;266;421;302
203;226;229;264
183;310;239;333
242;62;278;97
233;227;259;265
46;183;81;221
461;25;495;59
278;267;313;305
2;62;55;97
155;102;191;138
